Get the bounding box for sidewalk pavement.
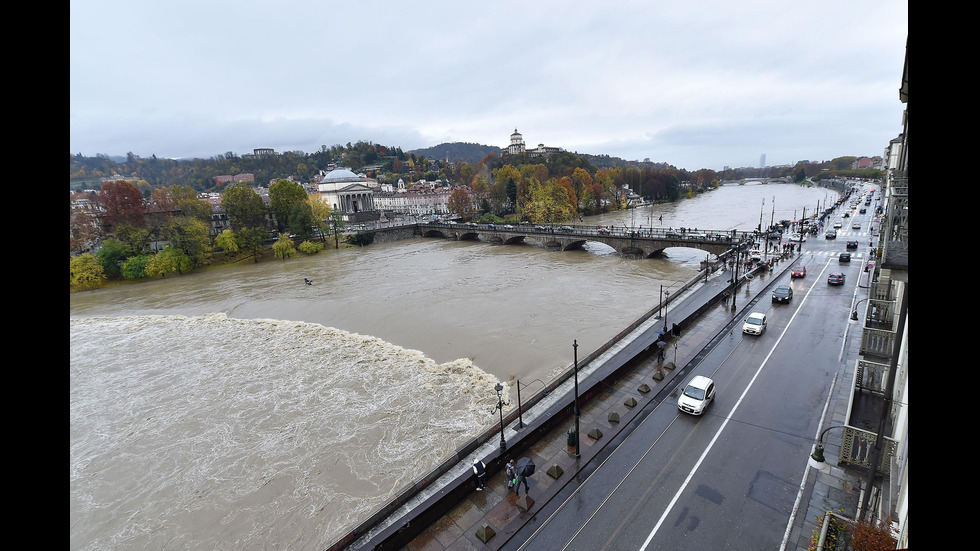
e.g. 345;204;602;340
352;254;862;551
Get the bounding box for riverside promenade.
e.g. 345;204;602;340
333;251;863;551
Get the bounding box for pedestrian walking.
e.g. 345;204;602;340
506;460;516;489
473;460;486;491
514;472;528;495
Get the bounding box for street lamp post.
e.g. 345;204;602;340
573;340;580;458
663;290;670;333
494;383;508;451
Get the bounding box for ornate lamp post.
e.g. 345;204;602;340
494;383;508;451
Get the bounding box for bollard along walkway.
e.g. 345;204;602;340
338;255;797;551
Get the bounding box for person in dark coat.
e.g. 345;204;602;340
473;460;486;491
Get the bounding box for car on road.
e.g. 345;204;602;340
860;208;867;214
825;230;837;239
852;222;861;229
503;224;514;229
839;252;851;262
559;225;574;232
772;285;793;303
828;272;846;285
677;375;716;416
535;225;547;231
846;240;858;249
665;231;682;238
833;221;843;229
742;312;767;335
791;265;807;278
597;227;611;234
843;212;850;218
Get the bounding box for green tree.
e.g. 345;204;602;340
214;229;239;254
70;253;106;289
145;247;191;277
167;216;213;266
308;195;333;243
168;184;213;221
327;209;346;249
96;238;132;279
523;178;574;224
237;226;267;263
222;182;267;231
273;234;297;259
114;223;150;254
121;254;151;279
298;240;323;254
269;178;308;232
288;201;314;242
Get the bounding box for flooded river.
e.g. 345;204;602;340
70;182;837;550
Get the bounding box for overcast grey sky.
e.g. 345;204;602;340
70;1;907;171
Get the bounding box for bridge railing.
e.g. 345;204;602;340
421;221;753;243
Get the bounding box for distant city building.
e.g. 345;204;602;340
373;180;451;216
315;167;378;222
214;173;255;186
242;148;276;158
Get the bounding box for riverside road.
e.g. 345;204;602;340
369;193;874;551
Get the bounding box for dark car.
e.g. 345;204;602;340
846;240;858;249
839;252;851;262
772;285;794;303
825;230;837;239
828;272;846;285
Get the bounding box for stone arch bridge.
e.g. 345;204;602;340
417;222;754;258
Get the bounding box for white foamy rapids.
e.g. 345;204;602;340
70;314;502;550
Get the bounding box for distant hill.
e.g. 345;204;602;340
410;142;500;164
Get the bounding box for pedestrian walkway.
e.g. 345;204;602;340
345;254;863;551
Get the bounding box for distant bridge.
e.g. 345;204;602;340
417;222;755;258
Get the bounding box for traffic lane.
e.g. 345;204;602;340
518;261;854;551
631;271;854;550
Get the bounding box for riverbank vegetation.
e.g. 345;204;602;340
71;142;880;291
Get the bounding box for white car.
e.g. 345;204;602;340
678;375;716;415
742;312;767;335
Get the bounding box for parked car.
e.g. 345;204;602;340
677;375;716;416
791;265;806;278
846;240;858;249
742;312;767;335
828;272;846;285
772;285;793;303
825;230;837;239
